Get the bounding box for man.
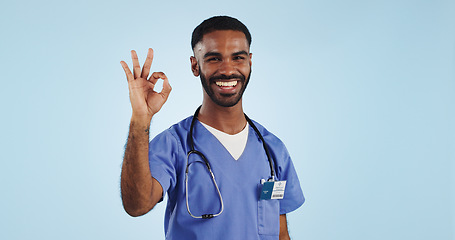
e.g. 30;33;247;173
120;16;304;240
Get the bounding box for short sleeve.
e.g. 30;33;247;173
278;155;305;214
269;140;305;214
148;130;180;200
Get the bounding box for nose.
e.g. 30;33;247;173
218;59;236;76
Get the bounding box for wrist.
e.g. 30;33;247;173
130;114;153;130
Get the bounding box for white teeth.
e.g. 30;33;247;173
216;81;237;87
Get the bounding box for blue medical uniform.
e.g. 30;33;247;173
149;116;304;240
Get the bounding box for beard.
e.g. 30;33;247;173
199;68;251;108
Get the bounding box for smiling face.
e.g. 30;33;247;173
191;30;252;108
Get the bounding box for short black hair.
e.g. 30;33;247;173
191;16;252;50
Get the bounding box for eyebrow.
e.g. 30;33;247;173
203;52;222;59
203;50;249;59
232;50;249;56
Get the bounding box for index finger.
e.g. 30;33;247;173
148;71;166;85
141;48;154;79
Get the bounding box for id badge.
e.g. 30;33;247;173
259;180;286;200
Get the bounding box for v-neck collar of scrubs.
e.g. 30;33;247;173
198;121;249;161
195;120;252;162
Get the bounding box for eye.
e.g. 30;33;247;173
207;57;221;62
233;56;246;61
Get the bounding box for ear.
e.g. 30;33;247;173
190;56;199;77
249;53;253;67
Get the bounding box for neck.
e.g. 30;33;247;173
197;100;247;135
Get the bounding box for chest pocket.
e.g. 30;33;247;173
257;184;280;237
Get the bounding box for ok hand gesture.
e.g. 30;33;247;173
120;48;172;122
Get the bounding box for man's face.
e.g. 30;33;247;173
191;30;252;107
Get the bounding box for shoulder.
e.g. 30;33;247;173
248;119;286;149
149;116;193;148
148;116;193;171
153;116;192;139
167;116;193;138
249;119;293;176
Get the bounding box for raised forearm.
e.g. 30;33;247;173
121;116;155;216
120;48;170;217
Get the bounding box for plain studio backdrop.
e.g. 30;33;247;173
1;0;454;239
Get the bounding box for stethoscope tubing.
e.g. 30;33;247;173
185;106;276;219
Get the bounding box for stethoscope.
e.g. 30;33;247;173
185;106;276;219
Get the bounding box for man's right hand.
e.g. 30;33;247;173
120;48;172;122
120;48;168;217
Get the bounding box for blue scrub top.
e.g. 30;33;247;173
149;116;304;240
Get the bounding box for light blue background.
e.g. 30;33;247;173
1;0;454;239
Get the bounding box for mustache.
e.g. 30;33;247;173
209;74;245;82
